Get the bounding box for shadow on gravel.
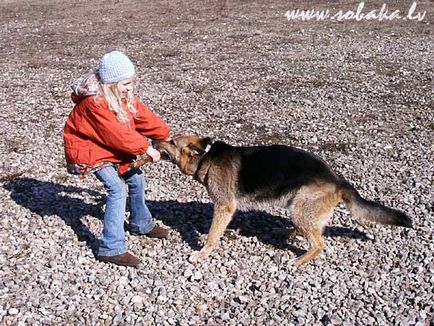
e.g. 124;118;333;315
3;178;371;257
3;177;103;254
147;200;372;256
147;200;306;256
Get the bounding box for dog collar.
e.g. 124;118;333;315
193;144;212;183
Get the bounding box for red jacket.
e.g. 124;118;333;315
63;94;170;174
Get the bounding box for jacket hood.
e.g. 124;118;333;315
70;72;99;103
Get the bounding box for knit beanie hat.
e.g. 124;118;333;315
98;51;135;84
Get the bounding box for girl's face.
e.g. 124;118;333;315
117;77;134;98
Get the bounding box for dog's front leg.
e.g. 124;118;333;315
190;200;236;262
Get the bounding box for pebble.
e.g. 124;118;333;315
130;296;143;305
8;308;19;315
192;271;203;280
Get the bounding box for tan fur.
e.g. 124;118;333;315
290;183;340;264
193;199;237;261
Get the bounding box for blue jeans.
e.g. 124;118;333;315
94;166;155;256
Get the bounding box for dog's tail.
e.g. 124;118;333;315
339;181;412;228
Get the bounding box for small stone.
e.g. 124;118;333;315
221;312;230;321
119;276;129;286
238;295;249;303
131;295;143;304
195;304;207;314
184;269;193;278
269;266;278;273
192;271;202;280
8;308;19;315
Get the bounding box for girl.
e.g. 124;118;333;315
64;51;171;267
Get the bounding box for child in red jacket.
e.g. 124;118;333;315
64;51;170;267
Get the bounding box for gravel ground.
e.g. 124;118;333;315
1;0;433;324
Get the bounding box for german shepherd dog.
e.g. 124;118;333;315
154;135;412;265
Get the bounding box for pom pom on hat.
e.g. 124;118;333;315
98;51;135;84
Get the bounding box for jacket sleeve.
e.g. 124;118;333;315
134;99;171;140
83;99;149;155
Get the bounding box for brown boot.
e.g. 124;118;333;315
97;252;142;267
145;225;169;239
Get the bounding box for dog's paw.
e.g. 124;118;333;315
188;252;201;264
188;251;209;264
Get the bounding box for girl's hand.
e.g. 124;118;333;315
146;146;161;163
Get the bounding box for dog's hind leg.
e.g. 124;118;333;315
290;185;339;265
190;199;237;262
290;222;326;265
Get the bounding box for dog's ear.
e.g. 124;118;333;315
186;144;204;156
182;146;201;157
187;137;212;156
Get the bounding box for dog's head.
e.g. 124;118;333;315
153;135;212;175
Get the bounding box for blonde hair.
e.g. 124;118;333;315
97;80;137;126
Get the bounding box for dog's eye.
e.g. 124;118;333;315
169;140;175;145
